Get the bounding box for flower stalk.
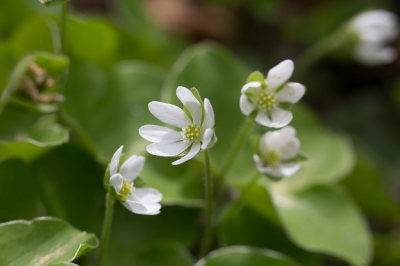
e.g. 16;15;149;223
60;2;68;54
199;149;213;258
96;192;115;266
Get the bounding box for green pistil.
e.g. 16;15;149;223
119;179;134;197
257;91;277;111
265;151;281;166
182;124;201;142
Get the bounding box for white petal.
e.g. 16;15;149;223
266;60;294;90
201;128;213;150
241;81;262;93
120;155;145;181
172;141;201;165
109;146;123;176
276;82;305;103
141;202;161;215
176;86;202;125
148;101;191;128
122;200;148;214
281;138;300;160
109;173;123;193
146;141;191;157
201;98;215;130
279;163;301;176
240;95;256;115
139;125;182;143
354;43;397;65
255;108;293;128
132;188;163;203
261;126;296;153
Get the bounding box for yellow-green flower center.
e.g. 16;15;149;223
119;179;134;197
182;124;201;142
264;150;281;166
257;91;277;111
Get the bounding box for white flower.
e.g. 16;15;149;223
253;126;301;178
350;10;399;65
109;146;162;215
240;60;305;128
139;86;216;165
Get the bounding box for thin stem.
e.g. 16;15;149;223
199;149;213;258
218;171;260;227
60;3;68;54
96;192;115;266
218;116;254;179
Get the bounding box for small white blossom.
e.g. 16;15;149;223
109;146;162;215
240;60;305;128
350;10;399;65
253;126;301;178
139;86;216;165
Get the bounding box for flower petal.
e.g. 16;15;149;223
201;98;215;130
132;188;163;203
109;173;123;193
261;126;296;153
172;141;201;165
176;86;202;125
276;82;305;103
149;101;191;128
266;60;294;90
139;125;182;143
281;138;300;160
201;128;213;150
354;43;397;65
122;200;148;214
120;155;145;181
146;141;191;157
255;108;293;128
241;81;262;94
240;95;256;115
280;163;301;176
109;146;123;176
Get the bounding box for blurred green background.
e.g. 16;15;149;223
0;0;399;265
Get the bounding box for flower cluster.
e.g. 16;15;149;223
240;60;306;178
108;146;162;215
350;10;399;65
140;86;216;165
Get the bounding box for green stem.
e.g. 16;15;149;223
218;171;260;227
96;192;115;266
218;116;254;179
295;29;347;79
60;3;68;54
199;149;213;258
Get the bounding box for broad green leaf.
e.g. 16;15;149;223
0;217;98;266
195;246;301;266
10;16;55;58
68;17;117;65
106;241;194;266
218;204;321;266
0;107;69;161
341;154;400;222
0;158;40;222
39;0;69;7
269;183;372;266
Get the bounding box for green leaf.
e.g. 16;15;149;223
0;109;69;161
246;71;266;87
107;241;194;266
39;0;69;7
0;217;98;266
0;158;40;222
269;183;372;266
68;17;117;65
195;246;301;266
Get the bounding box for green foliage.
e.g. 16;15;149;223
39;0;69;7
195;246;301;266
0;217;98;265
